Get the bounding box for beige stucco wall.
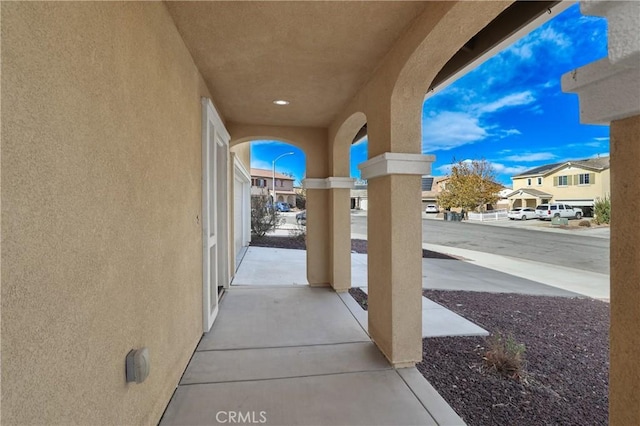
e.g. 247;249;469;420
512;166;610;201
231;143;251;173
610;115;640;425
1;2;211;424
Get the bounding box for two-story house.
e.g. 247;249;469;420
250;168;296;207
507;156;610;216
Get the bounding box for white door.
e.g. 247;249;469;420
202;98;230;332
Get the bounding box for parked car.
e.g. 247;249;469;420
275;202;290;212
425;204;439;213
507;207;537;220
296;210;306;225
535;203;583;220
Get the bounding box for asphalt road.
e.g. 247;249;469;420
349;214;610;274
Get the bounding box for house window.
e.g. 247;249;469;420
537;177;542;185
558;175;568;186
579;173;590;185
527;178;532;186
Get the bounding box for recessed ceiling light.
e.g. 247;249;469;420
273;100;290;106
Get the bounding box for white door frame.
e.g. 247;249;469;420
233;155;252;269
201;98;230;332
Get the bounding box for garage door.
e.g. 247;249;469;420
234;176;244;262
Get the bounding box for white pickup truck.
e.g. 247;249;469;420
535;203;583;220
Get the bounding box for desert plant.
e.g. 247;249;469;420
579;220;591;227
483;332;526;380
250;195;279;238
593;195;610;225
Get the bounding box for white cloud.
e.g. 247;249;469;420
507;25;571;61
423;112;488;151
435;159;528;177
503;152;557;162
475;91;536;114
489;162;530;176
250;159;273;170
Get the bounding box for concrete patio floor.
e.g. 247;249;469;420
160;287;465;425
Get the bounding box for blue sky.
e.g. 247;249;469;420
251;4;609;187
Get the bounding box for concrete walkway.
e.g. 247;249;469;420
161;286;465;426
233;247;490;338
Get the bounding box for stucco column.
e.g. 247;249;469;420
304;186;331;287
304;177;355;291
561;2;640;423
359;153;434;367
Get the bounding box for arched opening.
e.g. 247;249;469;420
348;131;369;291
412;4;612;424
229;138;308;287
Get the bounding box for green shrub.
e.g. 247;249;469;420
484;332;526;380
593;195;611;225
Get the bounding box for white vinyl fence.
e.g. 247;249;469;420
467;209;508;221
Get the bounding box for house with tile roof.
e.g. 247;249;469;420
251;168;297;207
507;156;610;216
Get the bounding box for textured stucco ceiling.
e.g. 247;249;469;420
165;1;429;128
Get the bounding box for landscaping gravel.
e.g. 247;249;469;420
417;290;609;425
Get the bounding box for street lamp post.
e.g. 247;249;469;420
272;152;294;206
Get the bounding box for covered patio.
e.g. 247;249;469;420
2;1;638;425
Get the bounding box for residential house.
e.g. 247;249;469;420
2;1;638;425
421;176;447;209
508;156;610;216
250;168;296;207
350;179;369;210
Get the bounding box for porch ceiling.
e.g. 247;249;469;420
164;1;429;128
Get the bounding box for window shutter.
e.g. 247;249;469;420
567;175;573;185
590;173;595;184
574;174;580;184
553;176;558;186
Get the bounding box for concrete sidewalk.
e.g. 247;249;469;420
161;286;465;426
352;233;609;300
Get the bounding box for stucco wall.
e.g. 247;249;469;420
610;115;640;425
1;2;211;424
231;142;251;172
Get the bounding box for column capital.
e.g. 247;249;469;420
358;152;434;180
561;1;640;124
562;58;640;124
581;0;639;68
302;177;355;189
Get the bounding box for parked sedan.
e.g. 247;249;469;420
425;204;439;213
275;202;290;212
508;207;537;220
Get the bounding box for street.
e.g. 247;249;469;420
349;214;610;274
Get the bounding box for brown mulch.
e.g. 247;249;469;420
251;236;460;260
348;288;609;425
250;235;307;250
348;287;369;310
